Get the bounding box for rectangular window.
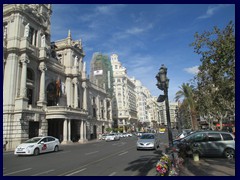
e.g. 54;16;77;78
28;27;34;45
208;133;221;141
221;133;233;141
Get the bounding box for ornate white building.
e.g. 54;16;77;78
111;54;138;132
3;4;113;150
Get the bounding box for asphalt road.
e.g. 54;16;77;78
3;134;170;176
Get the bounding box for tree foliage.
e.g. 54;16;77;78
175;83;198;130
191;21;235;129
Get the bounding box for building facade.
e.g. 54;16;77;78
111;54;138;132
3;4;112;150
90;52;114;98
158;101;178;128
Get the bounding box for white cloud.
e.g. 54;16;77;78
126;27;145;34
184;66;199;75
126;24;153;35
96;4;126;14
197;4;230;19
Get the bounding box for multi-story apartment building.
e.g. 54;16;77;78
3;4;112;150
149;96;161;130
111;54;137;132
158;101;178;128
134;80;150;130
89;52;114;135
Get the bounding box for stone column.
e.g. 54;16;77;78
20;55;29;97
62;119;68;144
79;120;84;142
82;82;88;110
37;62;47;107
68;119;71;142
108;100;113;121
96;96;100;120
104;99;107;120
83;121;87;140
73;78;78;108
66;77;71;107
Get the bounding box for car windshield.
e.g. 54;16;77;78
24;137;42;143
140;134;154;139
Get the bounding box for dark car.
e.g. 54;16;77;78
174;130;235;159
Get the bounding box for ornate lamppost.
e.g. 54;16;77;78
156;64;173;148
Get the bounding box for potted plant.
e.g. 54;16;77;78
190;143;201;161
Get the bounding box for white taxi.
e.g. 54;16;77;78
14;136;60;156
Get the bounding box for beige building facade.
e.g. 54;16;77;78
3;4;112;150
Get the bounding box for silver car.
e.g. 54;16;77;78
105;133;120;141
178;130;235;159
136;133;160;150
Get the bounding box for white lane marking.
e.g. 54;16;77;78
109;172;116;176
31;169;55;176
85;151;99;155
117;142;126;146
118;151;128;156
4;168;32;176
59;145;136;176
65;168;87;176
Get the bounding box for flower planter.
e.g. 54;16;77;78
193;153;199;161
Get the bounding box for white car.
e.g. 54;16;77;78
14;136;60;156
105;133;120;141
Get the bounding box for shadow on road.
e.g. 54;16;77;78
123;149;163;176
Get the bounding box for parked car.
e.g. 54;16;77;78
175;129;194;139
99;134;107;140
126;133;133;137
136;133;160;150
14;136;60;156
105;133;120;141
174;130;235;159
137;132;144;137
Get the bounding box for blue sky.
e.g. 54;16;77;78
50;4;235;102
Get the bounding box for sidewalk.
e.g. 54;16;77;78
179;157;235;176
147;157;235;176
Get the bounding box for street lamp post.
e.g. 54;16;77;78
156;64;173;148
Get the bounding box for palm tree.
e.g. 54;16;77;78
175;83;198;130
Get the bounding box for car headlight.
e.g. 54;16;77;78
27;145;34;149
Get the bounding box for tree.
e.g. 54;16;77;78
175;83;198;130
191;21;235;130
106;127;112;133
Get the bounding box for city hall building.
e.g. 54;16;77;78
3;4;113;150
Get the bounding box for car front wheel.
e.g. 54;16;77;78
224;148;235;159
54;145;59;152
33;148;40;156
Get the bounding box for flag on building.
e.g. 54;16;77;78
56;77;61;97
94;70;103;75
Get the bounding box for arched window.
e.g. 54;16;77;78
47;82;57;106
